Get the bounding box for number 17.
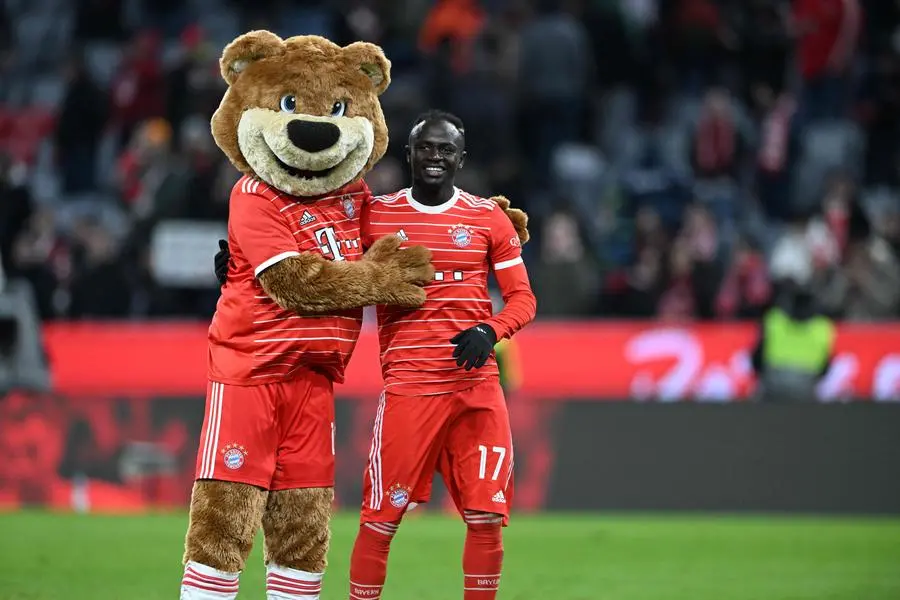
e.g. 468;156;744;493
477;445;506;481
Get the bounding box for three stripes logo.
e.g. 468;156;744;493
299;211;316;226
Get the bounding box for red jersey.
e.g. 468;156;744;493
208;175;368;385
361;187;537;396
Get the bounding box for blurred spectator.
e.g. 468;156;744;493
0;156;34;280
110;31;166;148
9;209;68;320
419;0;486;73
814;202;900;320
691;86;747;180
74;0;127;41
516;0;593;187
716;234;772;319
68;218;132;318
54;53;108;195
165;26;222;145
750;280;836;401
657;237;699;321
791;0;862;123
755;91;800;221
736;0;791;105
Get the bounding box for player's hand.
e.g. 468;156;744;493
490;195;530;245
214;239;230;286
450;324;497;370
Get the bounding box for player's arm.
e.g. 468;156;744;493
450;207;537;370
482;207;537;339
231;189;434;313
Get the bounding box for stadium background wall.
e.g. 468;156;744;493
1;322;898;514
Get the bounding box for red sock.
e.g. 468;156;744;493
348;521;398;600
462;511;504;599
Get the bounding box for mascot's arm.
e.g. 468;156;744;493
491;195;530;245
232;190;433;313
258;236;433;313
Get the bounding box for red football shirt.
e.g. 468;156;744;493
361;187;537;396
208;175;368;385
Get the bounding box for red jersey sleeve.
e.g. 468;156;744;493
484;206;537;340
229;184;300;277
359;193;375;250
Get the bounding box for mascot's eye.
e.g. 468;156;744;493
280;95;297;113
330;100;346;118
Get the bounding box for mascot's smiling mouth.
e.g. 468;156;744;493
273;153;340;180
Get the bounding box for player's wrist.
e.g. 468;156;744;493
475;323;497;345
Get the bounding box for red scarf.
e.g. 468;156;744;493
758;97;796;174
695;113;735;174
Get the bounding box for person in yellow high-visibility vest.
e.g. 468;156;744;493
750;281;835;401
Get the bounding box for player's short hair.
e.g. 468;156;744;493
410;110;465;137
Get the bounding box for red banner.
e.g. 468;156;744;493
41;321;900;401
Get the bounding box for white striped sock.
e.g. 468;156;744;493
266;564;323;599
180;561;240;599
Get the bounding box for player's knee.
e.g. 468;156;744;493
463;510;504;529
360;520;401;545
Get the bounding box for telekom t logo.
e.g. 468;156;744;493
315;226;345;261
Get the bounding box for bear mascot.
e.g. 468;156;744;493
178;31;436;599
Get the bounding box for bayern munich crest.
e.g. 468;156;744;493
388;483;412;508
449;224;473;248
222;443;248;470
342;196;356;218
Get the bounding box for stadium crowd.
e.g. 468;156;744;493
0;0;898;321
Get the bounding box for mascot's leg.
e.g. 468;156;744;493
261;487;334;600
181;480;267;599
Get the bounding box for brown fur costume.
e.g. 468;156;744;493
183;32;435;581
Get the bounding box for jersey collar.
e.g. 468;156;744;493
405;187;460;214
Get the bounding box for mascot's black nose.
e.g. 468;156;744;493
287;120;341;152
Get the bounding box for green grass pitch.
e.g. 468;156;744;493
1;511;899;599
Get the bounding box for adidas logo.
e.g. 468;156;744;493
492;490;506;504
396;229;408;241
299;211;316;226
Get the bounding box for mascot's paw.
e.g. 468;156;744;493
183;480;267;571
262;487;334;572
364;235;435;307
491;195;530;245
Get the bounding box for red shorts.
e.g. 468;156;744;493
194;370;335;490
361;378;513;525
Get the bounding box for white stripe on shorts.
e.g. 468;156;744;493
200;382;224;479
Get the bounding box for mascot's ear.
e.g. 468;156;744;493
220;30;286;86
343;42;391;96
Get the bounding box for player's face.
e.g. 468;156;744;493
407;121;466;187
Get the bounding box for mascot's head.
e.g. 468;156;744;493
211;31;391;197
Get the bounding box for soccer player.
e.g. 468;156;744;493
348;110;536;600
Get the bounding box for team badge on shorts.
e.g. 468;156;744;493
222;443;248;470
448;224;473;248
342;196;356;218
387;483;412;509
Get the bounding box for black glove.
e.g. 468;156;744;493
450;324;497;371
214;239;230;286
